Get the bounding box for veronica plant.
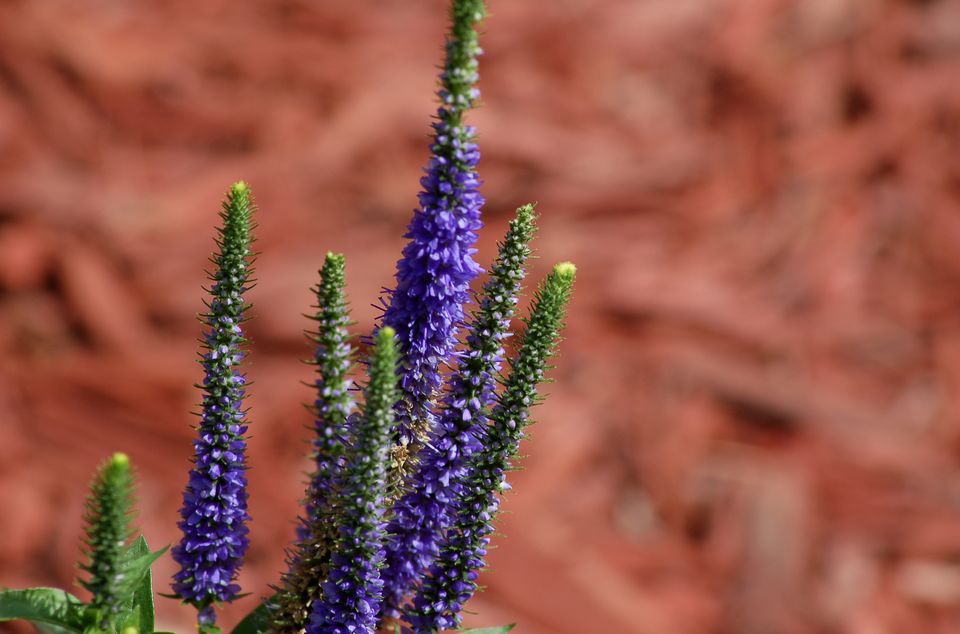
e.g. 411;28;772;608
0;453;166;634
171;182;256;632
408;263;576;633
380;204;537;618
381;0;486;478
270;253;355;633
2;1;577;633
307;327;399;634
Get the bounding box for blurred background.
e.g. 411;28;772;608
2;0;960;632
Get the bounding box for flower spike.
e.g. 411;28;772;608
271;253;356;633
308;327;400;634
171;181;255;630
382;0;487;469
380;204;538;618
407;262;576;633
80;452;135;629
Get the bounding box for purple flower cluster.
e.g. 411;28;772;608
308;328;399;634
383;120;484;447
408;263;576;633
171;183;254;623
158;4;579;634
380;205;537;618
381;0;487;452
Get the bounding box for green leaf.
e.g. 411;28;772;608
117;544;167;598
117;536;163;633
230;602;271;634
0;588;85;631
459;626;516;634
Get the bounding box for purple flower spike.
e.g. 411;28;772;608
273;253;356;633
307;328;399;634
380;205;537;619
171;182;255;626
382;0;487;458
407;263;576;633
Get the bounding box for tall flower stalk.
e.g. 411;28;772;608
0;4;579;629
308;327;399;634
407;263;576;633
80;452;135;630
380;204;538;618
271;253;356;633
171;182;256;631
382;0;487;474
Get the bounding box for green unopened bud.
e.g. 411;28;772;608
80;453;136;627
554;261;576;279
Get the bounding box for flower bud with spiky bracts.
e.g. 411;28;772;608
380;204;538;619
307;327;399;634
171;182;255;630
80;452;135;629
382;0;487;470
406;262;576;633
271;253;356;633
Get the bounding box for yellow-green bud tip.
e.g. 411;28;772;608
111;452;130;467
122;626;138;634
380;326;396;339
231;181;249;194
554;261;577;278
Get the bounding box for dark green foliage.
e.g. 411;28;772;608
118;536;162;633
0;589;86;631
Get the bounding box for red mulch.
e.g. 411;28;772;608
2;0;960;632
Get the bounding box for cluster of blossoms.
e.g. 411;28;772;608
165;1;576;633
163;0;574;634
0;1;576;634
169;182;255;632
381;0;486;460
